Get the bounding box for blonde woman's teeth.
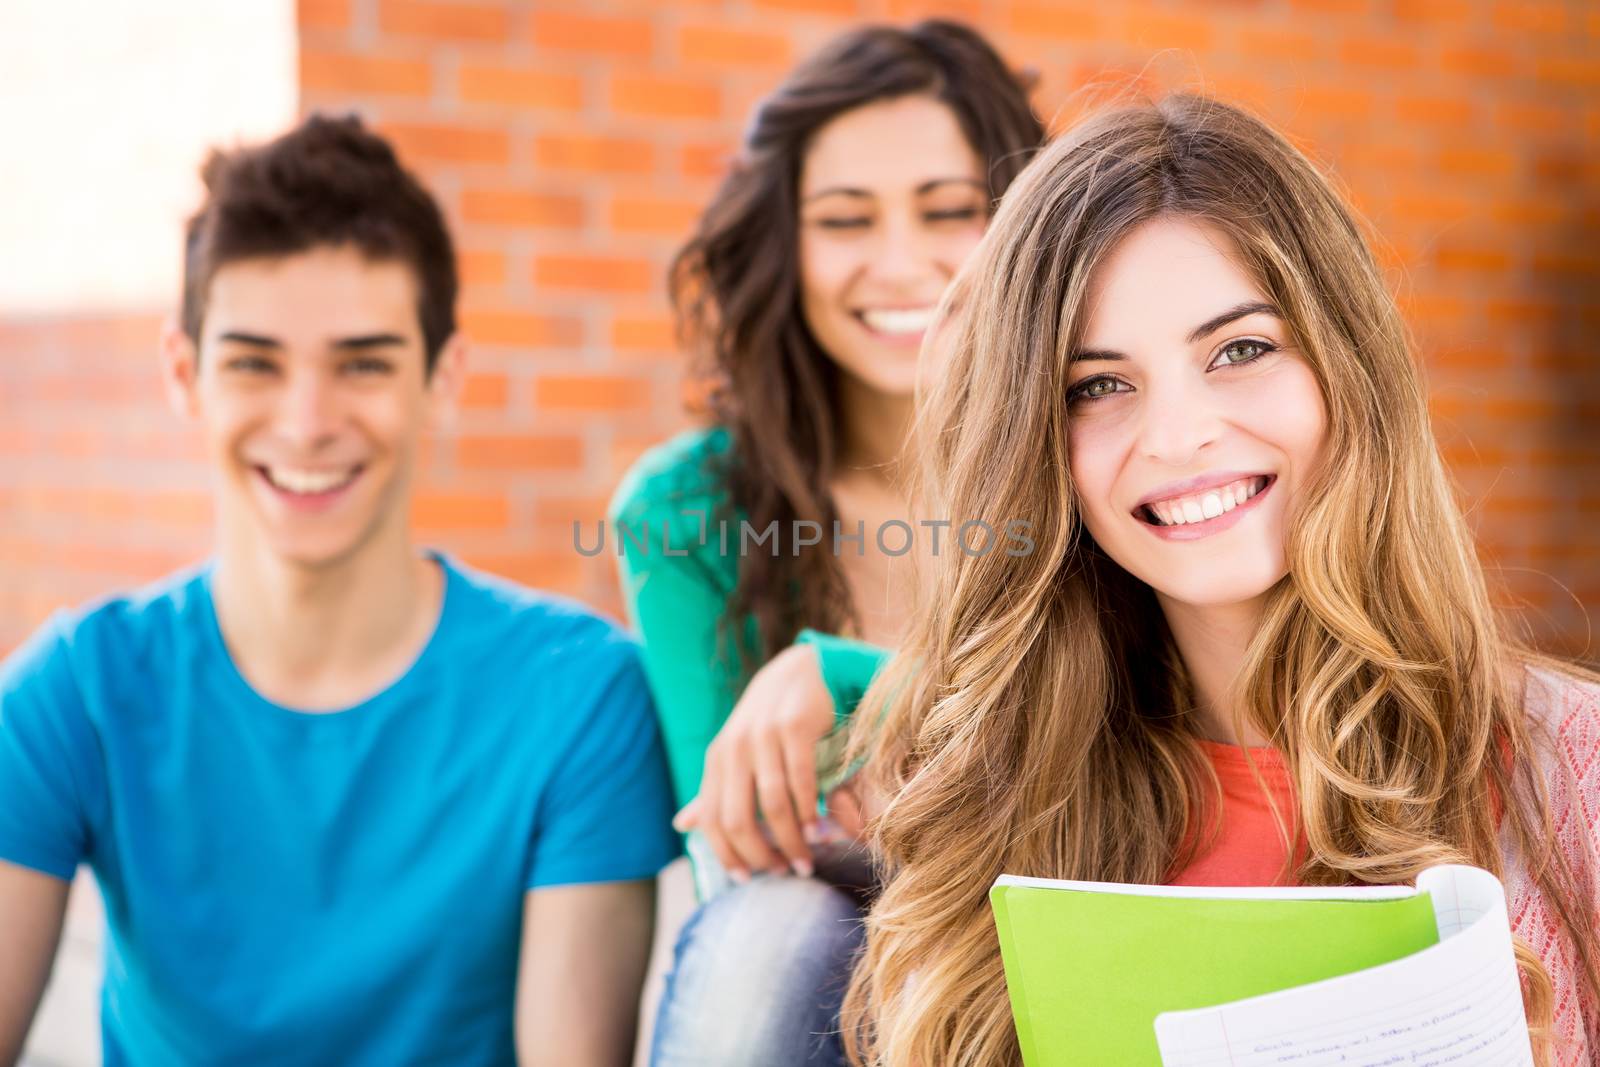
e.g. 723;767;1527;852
1146;476;1267;526
860;307;936;336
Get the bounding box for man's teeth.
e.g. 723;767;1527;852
1147;476;1267;526
264;466;358;495
860;307;936;336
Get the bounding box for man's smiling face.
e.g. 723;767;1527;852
165;244;453;570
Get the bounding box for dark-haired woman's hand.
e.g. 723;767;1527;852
674;642;838;882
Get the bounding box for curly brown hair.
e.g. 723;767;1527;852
672;19;1046;670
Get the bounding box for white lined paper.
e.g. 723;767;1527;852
1155;865;1532;1067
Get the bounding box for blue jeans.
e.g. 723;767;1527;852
650;875;866;1066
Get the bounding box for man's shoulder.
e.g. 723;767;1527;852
607;424;732;529
3;565;210;684
441;558;640;676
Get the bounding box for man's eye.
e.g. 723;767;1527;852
343;358;394;376
225;356;276;374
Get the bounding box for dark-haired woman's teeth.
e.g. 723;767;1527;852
860;307;935;336
1147;476;1267;526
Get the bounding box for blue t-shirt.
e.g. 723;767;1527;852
0;555;679;1066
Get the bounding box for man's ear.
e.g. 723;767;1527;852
159;317;201;418
425;331;468;429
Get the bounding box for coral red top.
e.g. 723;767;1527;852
1165;667;1600;1065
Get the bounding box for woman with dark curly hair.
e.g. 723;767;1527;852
608;20;1045;1067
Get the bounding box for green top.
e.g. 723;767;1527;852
609;426;888;808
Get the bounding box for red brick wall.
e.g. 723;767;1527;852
3;0;1596;659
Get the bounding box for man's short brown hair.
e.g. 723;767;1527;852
181;113;457;372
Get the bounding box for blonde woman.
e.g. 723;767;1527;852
751;95;1600;1065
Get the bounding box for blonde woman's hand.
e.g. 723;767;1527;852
674;642;837;882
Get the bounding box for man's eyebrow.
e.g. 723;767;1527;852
217;331;282;348
1185;301;1280;344
332;333;408;350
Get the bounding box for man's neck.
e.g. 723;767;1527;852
210;523;442;712
1158;592;1273;748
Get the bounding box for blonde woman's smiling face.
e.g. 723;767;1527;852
1066;217;1328;609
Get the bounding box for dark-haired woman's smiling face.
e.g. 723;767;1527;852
797;94;988;397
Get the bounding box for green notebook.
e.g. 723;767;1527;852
989;876;1441;1066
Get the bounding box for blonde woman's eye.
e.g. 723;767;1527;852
1068;375;1128;403
1212;339;1276;368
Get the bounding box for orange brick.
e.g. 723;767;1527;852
382;122;510;166
458;65;584;111
1532;251;1600;278
886;0;983;20
1388;191;1477;225
678;25;793;67
535;134;656;176
298;0;352;32
1121;10;1215;49
752;0;858;13
1435;244;1513;272
300;49;433;97
460;307;582;347
1485;298;1556;326
612;75;722;120
1440;46;1517;79
1438;147;1517;178
612;315;678;351
610;195;703;235
533;255;657;293
1009;3;1104;39
1396;95;1476;127
1492;1;1567;34
1536;57;1600;89
461;188;584;229
457;372;509;409
1299;86;1375;122
535;375;653;412
1290;0;1371;13
1393;0;1472;22
1338;36;1419;68
458;249;507;288
1238;28;1321;62
1496;101;1572;136
411;490;510;531
532;11;652;58
1488;198;1566;227
456;433;585;470
379;0;509;41
681;141;731;179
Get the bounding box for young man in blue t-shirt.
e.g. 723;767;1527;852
0;115;678;1067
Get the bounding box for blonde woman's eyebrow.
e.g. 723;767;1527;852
1070;302;1281;363
1184;301;1280;344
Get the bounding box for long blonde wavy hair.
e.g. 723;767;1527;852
841;94;1599;1066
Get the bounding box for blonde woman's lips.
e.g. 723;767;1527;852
1136;474;1274;542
